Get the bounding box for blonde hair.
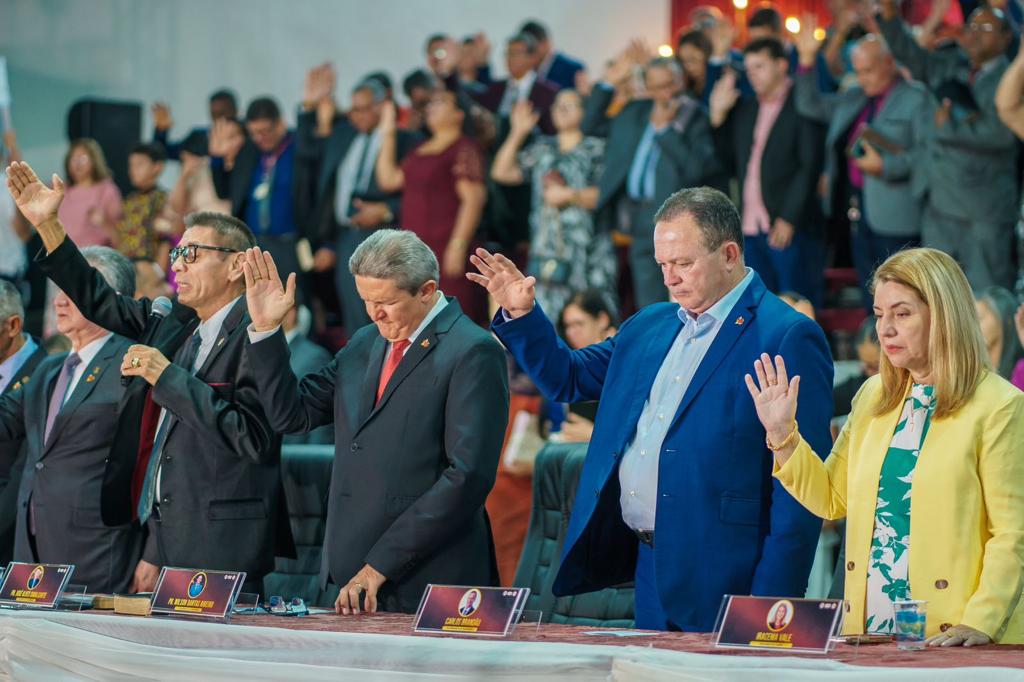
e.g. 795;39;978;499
871;248;989;419
64;138;112;186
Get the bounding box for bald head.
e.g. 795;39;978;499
851;35;898;96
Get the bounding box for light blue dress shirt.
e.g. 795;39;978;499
619;268;755;531
626;122;663;201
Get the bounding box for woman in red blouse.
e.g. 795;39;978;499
376;90;488;322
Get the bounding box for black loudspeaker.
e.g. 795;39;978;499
66;98;143;196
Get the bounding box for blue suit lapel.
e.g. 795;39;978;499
672;276;764;425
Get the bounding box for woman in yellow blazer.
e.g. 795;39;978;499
745;248;1024;647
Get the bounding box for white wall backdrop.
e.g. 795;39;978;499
3;0;669;178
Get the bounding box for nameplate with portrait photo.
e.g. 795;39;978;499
413;585;530;638
714;595;844;654
149;567;247;620
0;562;75;609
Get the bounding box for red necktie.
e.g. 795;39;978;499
376;339;411;404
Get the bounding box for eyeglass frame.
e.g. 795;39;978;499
169;243;239;265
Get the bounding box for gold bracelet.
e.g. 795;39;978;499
766;421;799;451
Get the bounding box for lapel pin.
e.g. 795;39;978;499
20;375;29;384
217;337;225;348
735;316;745;325
85;375;95;383
93;366;102;374
420;339;430;348
11;381;21;391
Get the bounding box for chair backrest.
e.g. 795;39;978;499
264;444;336;607
513;442;635;627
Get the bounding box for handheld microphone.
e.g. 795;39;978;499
122;296;173;386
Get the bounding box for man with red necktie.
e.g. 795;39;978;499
242;228;508;615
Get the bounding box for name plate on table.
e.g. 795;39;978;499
414;585;530;637
150;567;246;619
0;562;74;608
714;596;844;654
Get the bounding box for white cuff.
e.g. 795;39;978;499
247;323;281;343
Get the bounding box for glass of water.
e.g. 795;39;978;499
893;600;928;650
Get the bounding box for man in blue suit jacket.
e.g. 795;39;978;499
520;20;586;91
468;187;833;631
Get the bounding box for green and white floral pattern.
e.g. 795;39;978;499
865;384;935;634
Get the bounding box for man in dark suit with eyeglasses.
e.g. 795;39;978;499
6;161;294;596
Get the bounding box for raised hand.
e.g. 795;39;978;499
242;247;297;333
302;63;336;107
152;102;174;131
378;101;398;135
708;69;740;127
603;45;637;86
466;248;536;318
710;20;737;60
795;14;822;67
6;161;65;227
744;353;800;448
208;119;245;167
509;100;540;139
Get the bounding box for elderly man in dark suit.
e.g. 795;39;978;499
6;161;295;596
877;2;1018;290
0;247;140;593
0;281;47;565
242;229;508;614
472;32;559;136
584;52;718;308
296;65;421;334
793;34;930;308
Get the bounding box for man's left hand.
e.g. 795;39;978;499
768;218;795;250
853;139;884;176
926;624;992;648
121;345;172;386
336;564;387;615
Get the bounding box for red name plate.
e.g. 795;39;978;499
715;596;844;654
0;562;75;608
150;567;246;619
414;585;530;637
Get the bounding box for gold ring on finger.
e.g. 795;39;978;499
131;357;141;368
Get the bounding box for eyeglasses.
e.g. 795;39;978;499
262;595;308;616
967;22;999;33
169;243;238;265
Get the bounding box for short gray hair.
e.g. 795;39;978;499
352;79;387;103
0;280;24;321
646;56;683;80
349;229;439;294
654;186;744;254
81;246;136;297
184;211;256;252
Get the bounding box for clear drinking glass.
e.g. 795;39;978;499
893;600;928;650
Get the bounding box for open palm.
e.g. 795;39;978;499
6;161;64;226
744;353;800;439
466;248;536;318
242;247;296;332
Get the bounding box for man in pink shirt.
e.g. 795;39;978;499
709;38;825;305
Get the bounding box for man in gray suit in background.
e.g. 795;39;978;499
877;1;1018;290
793;34;930;305
0;247;140;594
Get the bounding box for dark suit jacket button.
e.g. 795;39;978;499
940;623;952;632
846;561;855;571
34;462;43;470
164;455;172;462
935;579;949;589
162;496;171;505
351;443;359;452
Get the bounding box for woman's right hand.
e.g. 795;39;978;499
744;353;800;445
509;101;539;139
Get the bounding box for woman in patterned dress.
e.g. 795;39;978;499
490;91;614;317
745;248;1024;646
